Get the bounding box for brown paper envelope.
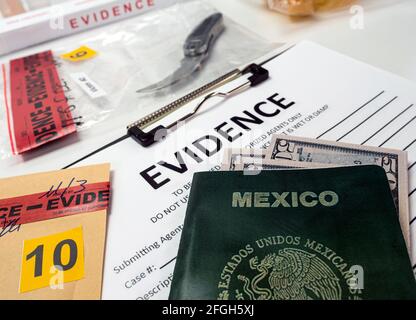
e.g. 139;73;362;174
0;164;110;300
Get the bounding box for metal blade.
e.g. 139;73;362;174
137;55;205;94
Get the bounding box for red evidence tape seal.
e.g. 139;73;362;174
0;181;110;226
7;50;77;154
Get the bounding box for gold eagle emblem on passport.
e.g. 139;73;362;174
237;248;341;300
217;236;362;300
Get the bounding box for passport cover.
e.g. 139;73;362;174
169;166;416;300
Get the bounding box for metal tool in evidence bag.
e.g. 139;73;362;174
136;12;226;94
128;12;294;148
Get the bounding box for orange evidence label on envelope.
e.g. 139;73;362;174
20;227;85;293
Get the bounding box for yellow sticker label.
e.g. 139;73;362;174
60;46;97;62
19;227;85;293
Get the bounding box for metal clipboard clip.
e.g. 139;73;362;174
127;63;269;147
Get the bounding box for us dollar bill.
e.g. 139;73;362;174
221;148;267;171
227;157;337;172
221;149;335;171
266;134;410;246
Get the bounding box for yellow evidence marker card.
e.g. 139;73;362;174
60;46;98;62
0;163;110;300
20;227;85;293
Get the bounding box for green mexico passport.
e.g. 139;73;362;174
169;166;416;300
